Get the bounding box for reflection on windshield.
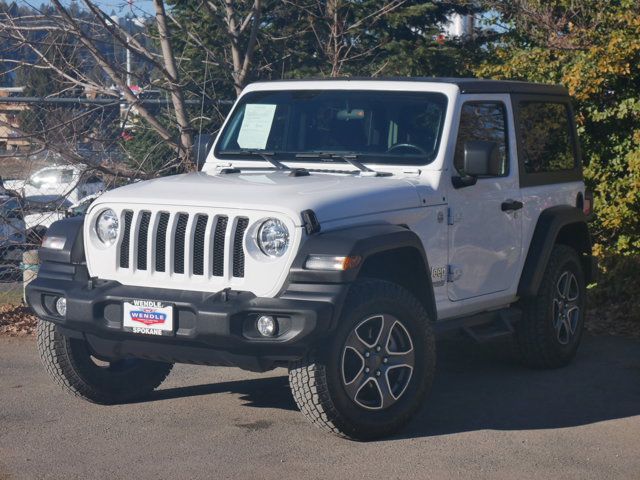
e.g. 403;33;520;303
216;90;448;166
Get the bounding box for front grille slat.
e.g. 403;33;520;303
155;212;170;272
173;213;189;274
212;216;228;277
119;210;133;268
137;211;151;270
192;214;208;276
232;217;249;278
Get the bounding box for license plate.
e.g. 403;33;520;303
123;300;174;336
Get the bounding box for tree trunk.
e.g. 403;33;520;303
224;0;263;96
325;0;344;77
153;0;194;170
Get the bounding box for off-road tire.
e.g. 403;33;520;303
289;279;435;441
515;245;586;369
37;320;173;404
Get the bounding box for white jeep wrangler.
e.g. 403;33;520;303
28;79;593;440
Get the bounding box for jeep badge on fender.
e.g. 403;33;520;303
28;78;593;441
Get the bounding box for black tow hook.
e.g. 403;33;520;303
220;287;232;302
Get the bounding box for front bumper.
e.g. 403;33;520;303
26;263;344;371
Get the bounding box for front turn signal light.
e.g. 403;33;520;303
304;255;362;271
42;235;66;250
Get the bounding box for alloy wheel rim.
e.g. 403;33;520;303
341;314;415;410
552;270;580;345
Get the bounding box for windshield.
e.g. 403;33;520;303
215;90;448;166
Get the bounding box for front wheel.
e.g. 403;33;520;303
37;320;173;404
289;279;435;440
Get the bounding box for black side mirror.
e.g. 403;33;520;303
452;140;501;189
463;140;500;176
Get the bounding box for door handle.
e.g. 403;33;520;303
501;199;523;212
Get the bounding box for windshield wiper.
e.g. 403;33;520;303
220;150;291;171
295;152;388;176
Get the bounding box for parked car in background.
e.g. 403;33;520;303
3;165;104;205
0;194;25;263
22;198;70;247
65;192;101;218
23;193;101;246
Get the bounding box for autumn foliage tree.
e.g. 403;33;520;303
476;0;640;257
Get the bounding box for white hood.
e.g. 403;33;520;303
94;171;425;224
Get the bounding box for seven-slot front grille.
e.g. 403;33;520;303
118;209;249;279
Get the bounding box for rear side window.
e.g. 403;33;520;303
454;102;508;176
517;102;576;173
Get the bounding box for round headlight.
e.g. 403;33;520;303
257;218;289;258
95;209;119;246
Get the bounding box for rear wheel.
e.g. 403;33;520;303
37;320;173;404
289;279;435;440
515;245;586;368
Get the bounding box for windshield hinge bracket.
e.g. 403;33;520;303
301;209;321;235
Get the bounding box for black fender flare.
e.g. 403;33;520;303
39;216;85;264
287;224;437;322
518;205;593;298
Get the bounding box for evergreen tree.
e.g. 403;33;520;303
167;0;478;98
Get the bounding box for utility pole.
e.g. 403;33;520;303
126;37;131;87
126;0;134;86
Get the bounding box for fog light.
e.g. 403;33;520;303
55;297;67;316
257;315;277;337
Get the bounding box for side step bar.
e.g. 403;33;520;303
433;307;522;343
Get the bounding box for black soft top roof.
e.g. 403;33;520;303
254;77;569;96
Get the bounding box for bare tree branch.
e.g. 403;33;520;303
152;0;193;168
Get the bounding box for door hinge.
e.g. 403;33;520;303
447;265;463;283
447;208;461;225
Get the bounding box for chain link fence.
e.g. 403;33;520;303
0;152;108;309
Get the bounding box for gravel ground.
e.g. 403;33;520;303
1;334;639;480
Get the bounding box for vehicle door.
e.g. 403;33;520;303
446;95;522;301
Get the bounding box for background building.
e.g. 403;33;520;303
0;87;29;152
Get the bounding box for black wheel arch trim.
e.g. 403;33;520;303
518;205;593;298
39;216;86;264
287;224;437;322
